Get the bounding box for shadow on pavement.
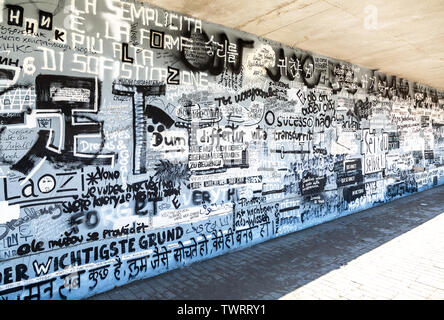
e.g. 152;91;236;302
90;184;444;300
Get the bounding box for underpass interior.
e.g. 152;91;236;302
0;0;443;300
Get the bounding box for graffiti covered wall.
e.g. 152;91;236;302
0;0;444;300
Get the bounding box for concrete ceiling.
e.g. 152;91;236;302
145;0;444;90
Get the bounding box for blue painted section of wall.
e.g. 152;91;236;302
0;0;443;300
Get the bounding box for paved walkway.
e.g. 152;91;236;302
89;185;444;300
